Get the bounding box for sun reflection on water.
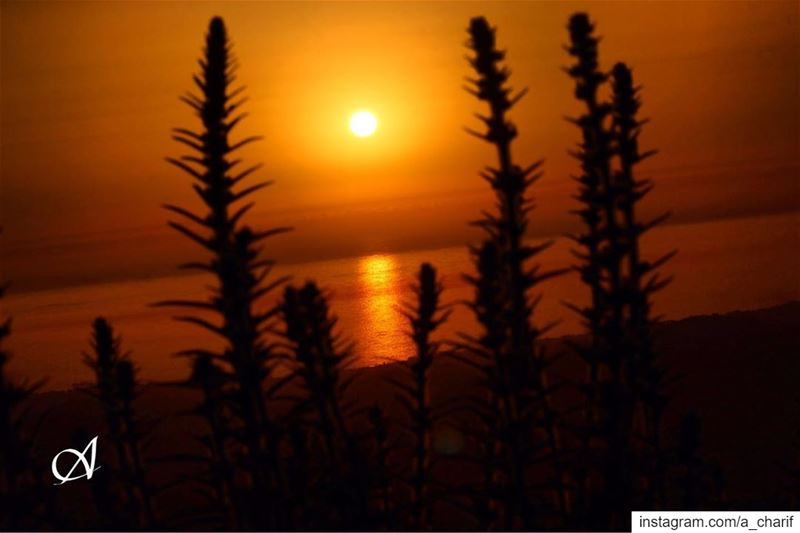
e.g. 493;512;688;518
361;255;395;289
356;254;411;365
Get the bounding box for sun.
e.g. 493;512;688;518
349;110;378;137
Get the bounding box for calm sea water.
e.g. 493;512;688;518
5;212;799;390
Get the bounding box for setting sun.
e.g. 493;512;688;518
349;110;378;137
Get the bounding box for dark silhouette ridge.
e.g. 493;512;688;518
7;301;800;529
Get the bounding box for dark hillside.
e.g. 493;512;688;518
24;302;800;518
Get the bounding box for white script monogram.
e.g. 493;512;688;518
51;435;101;485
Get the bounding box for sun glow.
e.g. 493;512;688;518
349;110;378;137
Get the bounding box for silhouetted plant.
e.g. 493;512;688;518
69;425;125;530
675;413;702;509
392;263;449;530
460;16;567;529
186;354;242;529
565;13;674;529
280;281;369;529
566;13;631;529
565;16;631;522
671;412;724;511
85;317;155;529
454;240;504;529
564;16;611;488
0;270;49;530
158;15;290;529
565;12;612;355
368;404;395;530
610;59;674;509
786;410;800;509
284;424;311;528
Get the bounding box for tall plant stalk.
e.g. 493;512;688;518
564;10;610;419
280;281;369;529
456;239;507;529
282;282;353;464
564;14;619;527
393;263;449;530
461;17;567;528
85;318;155;529
0;278;47;530
610;60;673;509
786;410;800;510
367;405;394;530
187;354;242;529
566;13;674;528
158;16;290;529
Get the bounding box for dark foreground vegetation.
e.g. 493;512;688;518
2;13;798;531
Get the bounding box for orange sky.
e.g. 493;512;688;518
1;1;798;293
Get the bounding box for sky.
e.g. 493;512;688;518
1;0;798;293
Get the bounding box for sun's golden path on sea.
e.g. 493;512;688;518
357;254;408;365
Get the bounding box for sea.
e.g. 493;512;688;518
4;212;798;390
